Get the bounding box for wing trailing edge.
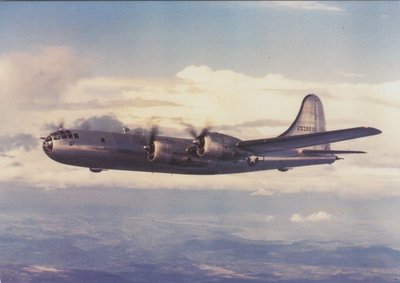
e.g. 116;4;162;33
237;127;381;154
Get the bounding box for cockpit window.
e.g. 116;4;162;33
50;132;60;140
65;130;73;138
58;131;67;139
49;129;77;140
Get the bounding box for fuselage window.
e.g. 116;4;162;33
73;133;79;139
100;138;105;143
67;133;73;138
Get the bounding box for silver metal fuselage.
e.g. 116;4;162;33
43;129;335;175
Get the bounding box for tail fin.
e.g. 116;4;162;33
280;94;330;150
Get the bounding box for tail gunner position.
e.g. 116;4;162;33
42;95;381;175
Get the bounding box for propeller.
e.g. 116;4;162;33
183;123;210;156
192;127;209;147
43;119;66;132
41;119;66;140
143;125;159;160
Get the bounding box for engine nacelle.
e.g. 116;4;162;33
147;139;189;164
197;133;241;160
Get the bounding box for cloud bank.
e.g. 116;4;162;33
290;211;333;223
273;1;344;12
1;47;399;198
0;134;37;153
0;46;87;106
250;188;274;196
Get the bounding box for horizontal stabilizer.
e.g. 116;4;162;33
302;149;366;156
238;127;381;154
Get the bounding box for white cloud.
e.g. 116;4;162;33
25;265;62;273
198;264;255;280
264;215;275;222
0;46;87;105
0;134;37;152
290;211;333;223
250;188;274;196
273;1;344;12
334;71;366;79
0;46;89;135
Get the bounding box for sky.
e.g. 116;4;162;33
1;2;400;281
0;2;399;196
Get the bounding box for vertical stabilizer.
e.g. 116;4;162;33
280;94;330;150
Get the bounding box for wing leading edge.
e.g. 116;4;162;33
237;127;381;154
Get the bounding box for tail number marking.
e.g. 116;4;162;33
297;125;315;132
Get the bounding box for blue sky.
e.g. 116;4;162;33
1;2;399;82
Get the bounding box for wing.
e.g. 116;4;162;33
301;149;366;155
237;127;381;154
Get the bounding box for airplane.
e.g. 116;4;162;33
42;94;381;175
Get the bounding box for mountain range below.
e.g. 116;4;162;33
1;186;399;282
